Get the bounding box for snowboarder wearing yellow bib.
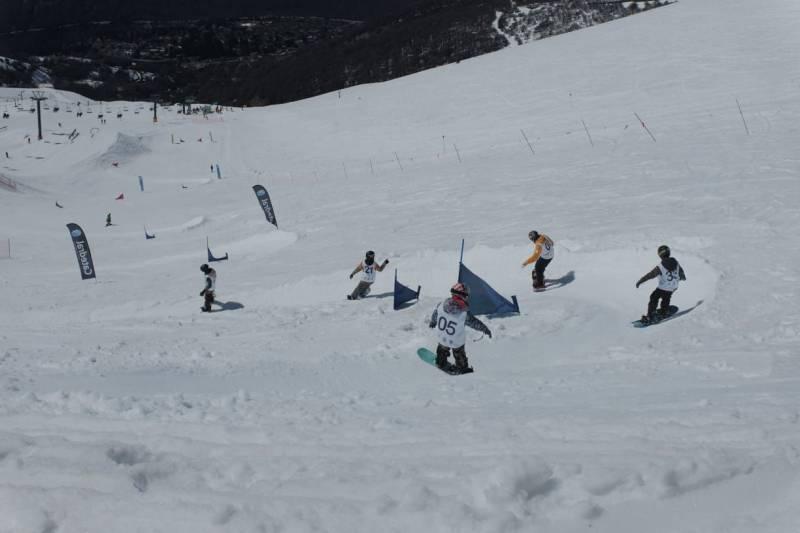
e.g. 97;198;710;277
348;250;389;300
428;282;492;374
635;245;686;325
522;230;554;290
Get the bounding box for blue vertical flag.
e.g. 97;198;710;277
458;263;519;316
66;223;96;280
457;240;518;316
393;270;421;310
138;175;144;191
215;164;222;180
252;185;278;228
207;237;229;262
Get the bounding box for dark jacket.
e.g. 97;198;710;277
637;257;686;286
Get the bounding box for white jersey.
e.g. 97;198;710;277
435;302;467;348
206;272;216;291
360;261;377;283
539;235;554;260
657;262;680;291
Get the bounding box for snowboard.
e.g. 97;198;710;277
533;279;565;292
632;305;679;328
417;348;474;375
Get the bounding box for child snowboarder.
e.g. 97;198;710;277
348;250;389;300
105;213;112;227
636;245;686;324
522;230;554;290
199;263;217;312
428;283;492;373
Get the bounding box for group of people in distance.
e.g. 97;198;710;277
197;231;685;374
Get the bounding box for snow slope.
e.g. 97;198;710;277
2;0;800;531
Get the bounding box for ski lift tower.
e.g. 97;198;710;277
31;90;48;140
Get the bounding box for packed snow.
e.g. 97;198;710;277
2;0;800;531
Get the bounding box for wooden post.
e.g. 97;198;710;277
581;119;594;147
521;129;535;155
634;112;657;143
736;98;750;136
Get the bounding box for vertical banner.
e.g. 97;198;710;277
215;164;222;180
138;175;144;192
66;223;96;280
252;185;278;228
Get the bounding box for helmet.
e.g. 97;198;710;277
365;250;375;265
528;230;539;242
200;263;210;273
657;245;671;258
450;282;470;303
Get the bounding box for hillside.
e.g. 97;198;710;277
0;1;667;105
1;0;800;531
0;0;419;32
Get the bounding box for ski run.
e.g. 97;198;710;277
1;0;800;531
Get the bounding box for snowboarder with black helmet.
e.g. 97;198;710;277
636;245;686;324
428;282;492;373
347;250;389;300
522;230;555;290
199;263;217;312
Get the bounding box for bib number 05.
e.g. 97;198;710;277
437;316;457;335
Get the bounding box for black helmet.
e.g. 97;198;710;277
528;230;539;242
365;250;375;265
657;245;671;258
200;263;210;273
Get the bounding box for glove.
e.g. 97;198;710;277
349;273;354;279
521;263;527;269
635;281;641;289
200;289;206;296
487;331;493;339
383;259;390;265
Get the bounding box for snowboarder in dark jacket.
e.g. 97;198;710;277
428;282;492;373
200;263;217;312
636;245;686;324
348;250;389;300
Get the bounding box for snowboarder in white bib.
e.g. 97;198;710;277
348;250;389;300
522;230;554;290
199;263;217;312
428;283;492;373
636;245;686;324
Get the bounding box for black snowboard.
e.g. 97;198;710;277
632;305;679;328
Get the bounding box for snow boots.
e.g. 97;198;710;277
436;345;470;373
202;291;215;312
